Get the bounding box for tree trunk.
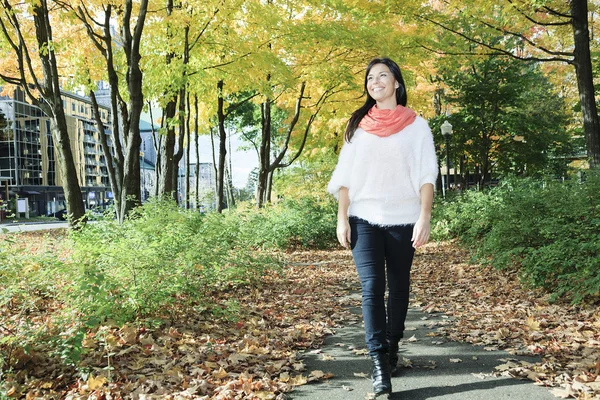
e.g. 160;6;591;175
10;1;87;227
154;132;162;197
50;108;86;225
90;90;119;211
571;0;600;167
185;94;191;210
194;96;200;210
158;0;178;198
172;26;190;201
159;100;177;198
210;126;218;196
266;169;274;203
121;80;143;219
460;155;466;190
216;80;227;213
101;6;125;216
257;98;271;208
225;165;234;208
149;102;160;198
227;131;235;208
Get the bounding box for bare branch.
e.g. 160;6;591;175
0;72;22;85
419;44;505;57
418;14;573;64
74;5;106;53
80;1;105;27
507;0;572;26
477;18;572;56
542;5;573;19
269;82;306;169
189;7;220;51
225;92;259;117
196;52;252;72
276;86;336;169
1;0;45;98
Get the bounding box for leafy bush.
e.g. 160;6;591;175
0;196;338;369
60;196;336;329
66;198;282;328
0;235;64;367
234;197;338;250
432;172;600;303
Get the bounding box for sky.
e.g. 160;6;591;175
141;106;259;188
194;134;258;188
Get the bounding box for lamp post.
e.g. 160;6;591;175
441;120;453;194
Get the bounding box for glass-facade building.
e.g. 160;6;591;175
0;87;113;216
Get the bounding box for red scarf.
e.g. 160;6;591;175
359;105;417;137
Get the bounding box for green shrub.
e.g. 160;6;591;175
234;197;338;250
0;196;338;369
432;172;600;303
66;198;282;328
0;235;64;366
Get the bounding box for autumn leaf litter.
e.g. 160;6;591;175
2;233;600;399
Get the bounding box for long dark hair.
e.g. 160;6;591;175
344;57;408;142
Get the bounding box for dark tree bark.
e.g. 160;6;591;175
216;80;227;212
257;97;272;208
70;0;147;223
226;129;235;207
257;82;333;206
119;0;146;219
194;96;200;210
158;0;178;199
158;101;177;197
571;0;600;167
90;90;118;205
185;94;191;210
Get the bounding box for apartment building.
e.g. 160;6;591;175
0;87;114;216
0;87;216;218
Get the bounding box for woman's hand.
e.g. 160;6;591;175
413;183;434;249
337;217;351;249
411;216;431;248
336;187;351;249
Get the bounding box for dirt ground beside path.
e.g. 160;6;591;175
407;241;600;400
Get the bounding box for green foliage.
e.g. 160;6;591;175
432;172;600;303
0;196;337;372
66;198;280;327
232;197;338;250
434;56;572;181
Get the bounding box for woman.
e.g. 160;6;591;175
327;57;438;396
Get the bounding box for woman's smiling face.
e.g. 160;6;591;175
366;63;398;108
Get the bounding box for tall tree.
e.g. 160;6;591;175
69;0;148;222
0;0;85;227
435;56;571;186
418;0;600;167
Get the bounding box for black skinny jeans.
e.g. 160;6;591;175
350;216;415;355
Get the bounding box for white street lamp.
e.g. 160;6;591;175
441;121;453;193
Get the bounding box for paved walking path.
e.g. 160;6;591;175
1;221;67;233
291;293;556;400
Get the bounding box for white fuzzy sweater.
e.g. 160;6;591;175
327;116;438;226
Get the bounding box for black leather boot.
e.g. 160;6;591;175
389;341;399;375
371;352;392;396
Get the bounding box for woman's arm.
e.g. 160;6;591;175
411;183;434;248
336;187;351;248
